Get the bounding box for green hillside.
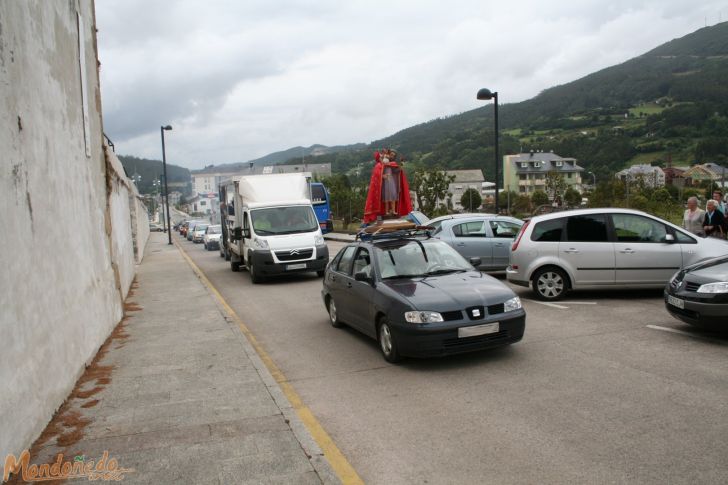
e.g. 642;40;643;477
118;155;191;194
284;22;728;182
193;143;367;175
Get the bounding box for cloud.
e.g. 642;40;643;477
95;0;728;168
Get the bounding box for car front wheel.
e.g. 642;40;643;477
327;297;343;328
378;318;401;363
532;267;569;301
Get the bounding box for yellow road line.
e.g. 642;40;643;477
175;240;363;485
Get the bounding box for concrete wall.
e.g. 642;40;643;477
0;0;148;459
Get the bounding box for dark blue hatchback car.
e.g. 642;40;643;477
321;232;526;363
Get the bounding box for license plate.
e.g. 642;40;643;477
667;295;684;309
458;322;499;338
286;263;307;270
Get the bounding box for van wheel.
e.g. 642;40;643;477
532;267;569;301
249;262;263;284
231;260;240;272
378;318;402;363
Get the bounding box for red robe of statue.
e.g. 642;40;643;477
363;152;413;223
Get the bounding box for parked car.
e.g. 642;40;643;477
203;225;222;251
664;255;728;329
426;214;523;271
321;232;526;363
186;221;205;241
507;208;728;301
149;223;164;232
192;223;209;243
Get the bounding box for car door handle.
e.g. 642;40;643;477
620;249;635;254
456;243;466;247
563;248;580;253
494;243;505;247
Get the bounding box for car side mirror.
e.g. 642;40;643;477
232;227;243;241
663;234;675;244
469;257;482;267
355;271;373;284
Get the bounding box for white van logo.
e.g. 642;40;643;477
290;249;300;255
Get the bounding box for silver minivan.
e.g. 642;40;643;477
507;208;728;300
428;214;523;271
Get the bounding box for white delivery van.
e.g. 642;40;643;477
221;173;329;283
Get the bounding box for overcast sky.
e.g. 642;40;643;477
95;0;726;169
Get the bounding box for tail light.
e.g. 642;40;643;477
511;220;530;252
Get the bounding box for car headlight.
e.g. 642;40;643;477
314;235;325;246
404;311;444;324
504;296;522;312
253;238;269;250
697;282;728;294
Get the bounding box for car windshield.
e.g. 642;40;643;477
206;225;221;234
251;206;319;235
195;224;208;232
375;240;473;279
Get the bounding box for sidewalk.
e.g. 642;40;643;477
20;233;340;484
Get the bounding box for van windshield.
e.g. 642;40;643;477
251;206;319;235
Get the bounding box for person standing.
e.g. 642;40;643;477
682;196;705;236
712;190;726;214
703;199;726;239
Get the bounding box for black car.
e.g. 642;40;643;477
321;231;526;362
665;255;728;328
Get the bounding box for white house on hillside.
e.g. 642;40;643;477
616;164;665;188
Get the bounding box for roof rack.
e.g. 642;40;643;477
356;226;434;242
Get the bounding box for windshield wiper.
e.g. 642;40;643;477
425;268;465;275
274;228;317;235
382;274;423;280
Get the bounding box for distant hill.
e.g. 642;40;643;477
118;155;191;194
276;22;728;182
192;143;366;174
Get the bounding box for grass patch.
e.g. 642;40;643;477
629;102;666;117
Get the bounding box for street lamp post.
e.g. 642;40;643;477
160;125;173;245
588;171;596;188
477;88;499;212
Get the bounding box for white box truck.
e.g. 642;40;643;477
220;173;329;283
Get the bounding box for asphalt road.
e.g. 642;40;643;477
178;235;728;485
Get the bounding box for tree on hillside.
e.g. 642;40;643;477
563;187;582;207
460;188;482;212
322;174;367;225
412;168;455;217
512;195;531;215
531;190;549;207
545;170;567;201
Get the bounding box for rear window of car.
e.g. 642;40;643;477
452;221;487;237
565;214;609;242
531;219;563;242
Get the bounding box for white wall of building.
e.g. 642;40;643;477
0;1;148;459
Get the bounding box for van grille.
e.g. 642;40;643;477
275;248;313;261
